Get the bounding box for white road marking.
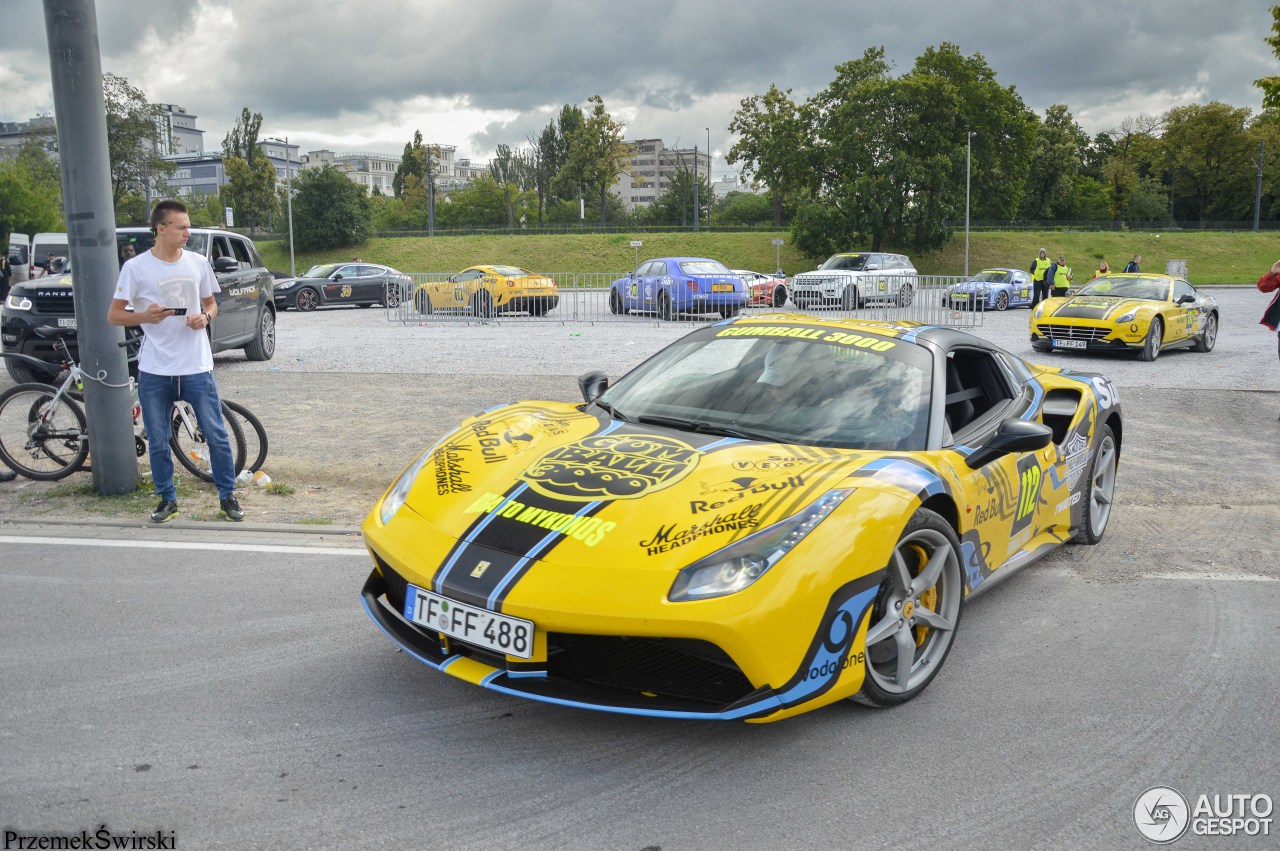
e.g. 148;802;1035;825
0;535;368;557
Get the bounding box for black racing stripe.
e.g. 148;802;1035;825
439;488;611;608
1052;299;1127;321
433;422;731;610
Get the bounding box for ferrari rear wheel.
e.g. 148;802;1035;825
854;508;963;708
1194;313;1217;353
1073;424;1118;545
1139;318;1162;362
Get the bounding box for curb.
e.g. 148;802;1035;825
0;516;364;537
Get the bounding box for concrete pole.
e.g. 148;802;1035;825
43;0;135;495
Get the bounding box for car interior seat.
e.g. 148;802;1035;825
945;358;980;434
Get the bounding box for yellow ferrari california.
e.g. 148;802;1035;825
1029;272;1219;361
413;265;560;317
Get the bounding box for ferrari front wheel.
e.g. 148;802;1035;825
1139;318;1163;362
854;508;964;708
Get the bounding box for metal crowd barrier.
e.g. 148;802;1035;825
385;273;988;328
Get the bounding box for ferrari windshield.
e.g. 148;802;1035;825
599;324;932;451
1075;276;1171;301
818;254;869;272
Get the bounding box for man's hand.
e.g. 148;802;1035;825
140;303;174;324
185;312;211;330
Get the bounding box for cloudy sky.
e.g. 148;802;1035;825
2;0;1277;180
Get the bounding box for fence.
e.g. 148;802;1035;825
383;273;991;328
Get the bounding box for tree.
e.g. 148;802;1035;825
551;104;585;203
527;121;562;226
1100;116;1162;225
1160;102;1256;223
434;176;507;228
1256;5;1280;112
221;108;276;230
290;164;372;250
555;96;628;226
0;141;64;241
713;190;774;226
727;85;807;226
1020;104;1089;219
644;165;710;226
102;73;175;219
489;144;535;227
392;130;426;199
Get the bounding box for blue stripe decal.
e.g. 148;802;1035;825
858;458;947;498
699;437;746;453
485;500;602;609
766;585;878;707
481;680;784;721
440;654;467;672
480;670;503;686
434;483;530;593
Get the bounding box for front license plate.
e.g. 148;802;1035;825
711;283;733;292
1053;338;1087;349
58;317;77;328
406;584;534;659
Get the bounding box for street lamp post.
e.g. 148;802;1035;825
965;131;974;277
285;136;296;276
706;127;711;230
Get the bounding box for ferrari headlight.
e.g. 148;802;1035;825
668;489;853;601
1033;304;1045;318
1116;309;1136;323
379;449;433;525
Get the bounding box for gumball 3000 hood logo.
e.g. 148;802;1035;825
521;434;699;501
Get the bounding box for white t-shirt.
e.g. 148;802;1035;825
114;248;220;376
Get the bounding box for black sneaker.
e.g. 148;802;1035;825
151;499;179;523
0;469;17;483
219;495;245;522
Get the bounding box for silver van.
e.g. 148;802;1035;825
6;234;31;285
31;232;69;278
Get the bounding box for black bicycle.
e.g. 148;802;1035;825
0;330;267;482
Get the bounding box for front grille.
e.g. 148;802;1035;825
1038;324;1111;341
373;553;409;613
33;294;75;314
547;633;755;706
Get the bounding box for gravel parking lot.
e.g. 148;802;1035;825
2;286;1277;526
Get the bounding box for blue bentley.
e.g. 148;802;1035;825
609;257;749;321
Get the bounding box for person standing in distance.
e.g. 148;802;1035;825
1047;254;1073;297
1029;247;1053;307
1259;259;1280;420
1124;254;1141;273
107;200;244;523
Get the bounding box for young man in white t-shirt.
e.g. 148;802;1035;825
107;199;243;522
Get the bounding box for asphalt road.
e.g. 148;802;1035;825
3;286;1279;849
0;525;1276;850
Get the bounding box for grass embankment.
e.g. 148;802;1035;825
257;229;1278;284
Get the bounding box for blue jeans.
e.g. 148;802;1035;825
137;370;236;501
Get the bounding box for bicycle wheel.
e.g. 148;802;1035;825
169;401;246;484
221;399;268;473
0;383;89;480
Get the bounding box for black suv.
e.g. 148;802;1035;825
2;227;276;382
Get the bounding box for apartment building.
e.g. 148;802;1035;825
613;138;713;212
